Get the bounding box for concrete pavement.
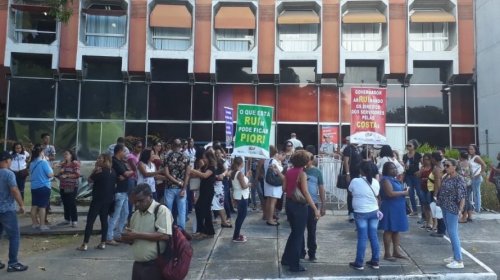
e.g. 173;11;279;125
1;207;498;279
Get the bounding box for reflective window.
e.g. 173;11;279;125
280;61;316;84
84;4;127;48
192;84;213;121
278;24;318;52
215;85;254;121
408;127;450;149
319;85;339;122
344;62;381;84
386;85;405;123
57;80;79;119
7;120;54;145
407;85;449;124
13;10;57;44
277;124;318;150
278;85;317;122
191;123;213;144
451;86;474;124
342;23;382;51
9;78;55;118
152;27;191;51
149;84;191;120
216;60;253;83
257;85;276;120
126;83;148;120
125;123;146;141
452;127;475;149
148;123;190;141
55;122;77;160
80;81;125;119
84;56;122;80
216;29;254;51
151;59;189;82
11;53;52;77
412;62;447;84
78;121;124;160
409;23;449;52
340;86;352;123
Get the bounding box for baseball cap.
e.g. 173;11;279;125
0;151;12;161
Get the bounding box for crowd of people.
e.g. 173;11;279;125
2;131;500;276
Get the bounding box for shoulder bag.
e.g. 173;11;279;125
290;171;307;204
362;178;383;220
265;159;283;186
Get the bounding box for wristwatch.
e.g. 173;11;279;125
346;172;350;175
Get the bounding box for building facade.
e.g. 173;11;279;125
0;0;476;160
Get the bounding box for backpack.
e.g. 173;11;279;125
265;159;283;186
154;205;193;280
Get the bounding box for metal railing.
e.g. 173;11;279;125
317;157;345;209
14;29;56;44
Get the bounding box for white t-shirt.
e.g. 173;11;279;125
349;177;380;213
137;162;157;193
288;138;303;149
232;171;250;200
10;151;30;171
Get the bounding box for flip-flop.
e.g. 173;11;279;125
393;255;408;260
383;256;397;262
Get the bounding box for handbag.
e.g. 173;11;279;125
265;159;283;187
290;171;307;204
488;169;496;184
363;178;383;221
18;168;29;178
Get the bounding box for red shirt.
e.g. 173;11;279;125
285;167;303;199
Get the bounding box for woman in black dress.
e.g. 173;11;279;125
77;154;116;251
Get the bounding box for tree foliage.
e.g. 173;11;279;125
47;0;74;23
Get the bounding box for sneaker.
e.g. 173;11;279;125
40;225;50;231
7;262;28;272
0;261;5;270
443;256;454;263
232;236;247;243
349;262;364;270
446;261;464;269
366;260;380;269
96;243;106;250
106;240;119;246
309;256;317;262
71;221;78;228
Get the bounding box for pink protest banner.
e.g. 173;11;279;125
350;87;387;145
320;125;339;144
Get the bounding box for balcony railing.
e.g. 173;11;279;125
14;28;56;44
216;36;254;52
85;32;125;48
409;37;449;52
342;38;382;51
152;35;191;51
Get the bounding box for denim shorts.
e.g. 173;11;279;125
420;189;431;205
31;187;51;208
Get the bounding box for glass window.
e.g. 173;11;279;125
340;86;352;123
57;80;79;119
125;122;146;141
342;23;382;51
9;78;55;118
409;22;449;52
216;29;254;51
216;60;253;83
407;85;449;124
192;84;213;121
14;10;57;44
213;123;235;146
319;85;339;122
386;85;405;123
191;123;213;144
214;85;254;121
84;56;122;80
152;27;191;51
151;59;189;82
412;62;447;84
11;53;52;77
452;127;475;149
451;86;474;124
408;126;449;149
54;121;77;160
7;120;54;145
78;121;124;160
278;24;318;52
80;81;125;119
278;85;318;122
257;85;276;120
126;83;148;120
277;124;318;151
344;62;381;84
148;123;190;142
85;14;127;47
280;60;316;84
149;84;191;120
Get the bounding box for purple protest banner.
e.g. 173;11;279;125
224;107;233;148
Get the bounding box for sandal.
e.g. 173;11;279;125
76;244;88;251
221;223;233;228
266;221;280;226
393;254;408;260
383;256;397;262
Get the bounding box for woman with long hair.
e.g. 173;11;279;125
57;150;80;227
78;154;116;251
151;141;166;202
191;150;217;239
379;162;409;261
263;145;284;226
458;152;473;223
280;150;320;272
429;152;444;236
438;159;467;269
29;144;54;231
348;161;381;270
403;139;423;216
10;142;30;200
377;145;404;177
213;147;232;227
230;157;251;242
468;144;486;213
137;149;159;200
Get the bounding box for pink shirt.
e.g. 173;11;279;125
127;153;140;180
285;167;303;199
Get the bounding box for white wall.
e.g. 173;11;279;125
476;0;500;159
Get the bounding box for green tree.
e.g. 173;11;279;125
48;0;74;23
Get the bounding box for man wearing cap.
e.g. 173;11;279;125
0;151;28;272
319;135;338;158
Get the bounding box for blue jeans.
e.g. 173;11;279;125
0;211;20;265
406;175;422;212
107;192;129;240
282;200;308;270
442;210;462;261
471;176;482;213
165;188;186;230
354;210;380;265
233;198;248;239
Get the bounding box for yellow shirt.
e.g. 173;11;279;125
130;200;173;262
427;172;435;192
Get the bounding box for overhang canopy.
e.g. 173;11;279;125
410;10;456;23
11;4;50;13
150;4;192;28
342;10;386;24
214;6;255;29
277;10;320;25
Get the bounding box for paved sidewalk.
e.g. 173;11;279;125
1;208;497;279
